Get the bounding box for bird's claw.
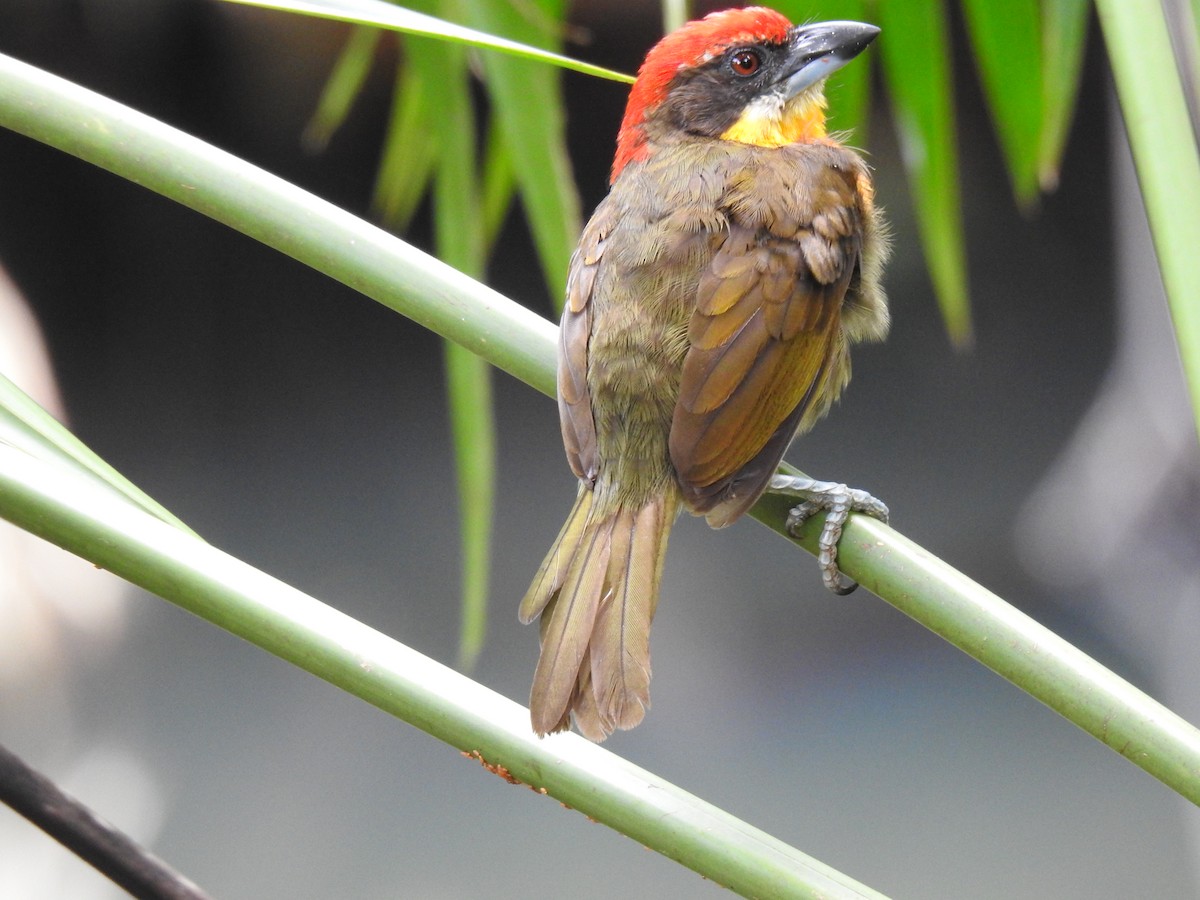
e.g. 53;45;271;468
768;474;889;595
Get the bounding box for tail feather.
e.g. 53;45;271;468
519;487;594;625
524;487;677;740
589;495;675;732
528;504;614;734
569;647;608;741
529;511;612;735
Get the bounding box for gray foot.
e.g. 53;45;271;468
768;474;889;595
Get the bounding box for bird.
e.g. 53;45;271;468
519;7;890;741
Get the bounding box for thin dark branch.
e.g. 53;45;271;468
0;742;211;900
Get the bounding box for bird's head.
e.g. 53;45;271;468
611;8;879;182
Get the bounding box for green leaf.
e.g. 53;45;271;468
1038;0;1090;191
425;38;484;273
960;0;1043;209
480;119;517;248
0;373;196;536
463;0;582;302
876;0;972;346
366;0;497;670
219;0;633;84
442;344;494;670
775;0;872;144
302;24;381;152
370;52;437;228
425;14;495;671
1095;0;1200;445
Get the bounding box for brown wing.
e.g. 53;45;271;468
669;209;858;526
557;210;613;486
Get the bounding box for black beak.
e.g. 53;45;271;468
781;20;880;98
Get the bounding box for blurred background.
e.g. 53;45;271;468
1;0;1198;897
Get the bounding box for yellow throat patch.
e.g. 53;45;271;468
719;90;827;147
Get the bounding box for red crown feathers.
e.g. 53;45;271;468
611;7;792;181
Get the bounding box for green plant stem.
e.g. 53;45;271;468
662;0;688;34
0;54;556;400
752;491;1200;804
1095;0;1200;444
0;443;885;900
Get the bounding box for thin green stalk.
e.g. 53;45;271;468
0;443;886;900
662;0;688;35
1095;0;1200;444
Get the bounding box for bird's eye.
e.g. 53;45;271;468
729;49;762;77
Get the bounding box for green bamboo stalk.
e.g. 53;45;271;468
0;442;885;900
1094;0;1200;444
